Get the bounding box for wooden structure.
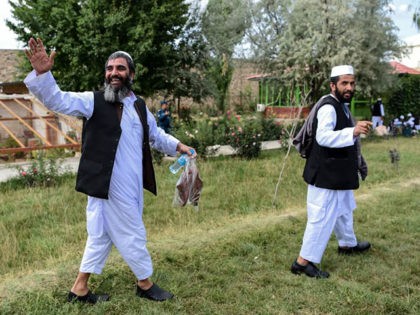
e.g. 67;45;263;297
0;94;81;155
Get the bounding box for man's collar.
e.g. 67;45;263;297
329;93;339;103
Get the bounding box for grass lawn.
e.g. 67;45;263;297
0;136;419;314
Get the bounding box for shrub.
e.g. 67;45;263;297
225;118;263;159
0;153;72;191
260;116;283;141
387;74;420;118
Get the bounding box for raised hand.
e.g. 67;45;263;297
24;37;56;75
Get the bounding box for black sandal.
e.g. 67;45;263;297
67;290;110;304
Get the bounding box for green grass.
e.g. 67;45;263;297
0;137;419;314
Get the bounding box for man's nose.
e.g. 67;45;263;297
110;67;119;76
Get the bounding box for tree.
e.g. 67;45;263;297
246;0;405;104
168;3;213;114
6;0;198;97
201;0;250;112
413;6;420;30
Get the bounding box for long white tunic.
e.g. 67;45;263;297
299;99;358;263
24;71;179;279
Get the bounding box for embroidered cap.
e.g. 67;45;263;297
330;65;354;78
114;51;133;63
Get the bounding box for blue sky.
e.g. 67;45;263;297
0;0;418;49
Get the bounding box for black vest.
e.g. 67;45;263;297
303;95;359;190
371;102;382;116
75;91;156;199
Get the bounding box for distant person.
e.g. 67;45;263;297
291;65;371;279
371;98;385;128
24;37;196;303
157;100;171;134
403;113;416;136
414;114;420;132
405;113;415;129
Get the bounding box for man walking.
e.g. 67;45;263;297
24;37;196;302
291;65;371;278
371;98;385;128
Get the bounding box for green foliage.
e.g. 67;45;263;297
202;0;251;111
7;0;208;98
247;0;405;103
206;56;234;112
172;117;229;157
225;118;263;159
151;149;164;165
172;112;298;158
414;6;420;30
0;153;72;191
170;4;213;106
260;116;283;141
0;137;25;160
387;75;420;118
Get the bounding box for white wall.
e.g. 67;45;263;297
400;34;420;69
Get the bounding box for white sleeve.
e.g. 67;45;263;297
24;70;94;118
146;107;179;156
315;104;355;148
380;104;385;116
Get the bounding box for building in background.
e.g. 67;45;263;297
399;34;420;70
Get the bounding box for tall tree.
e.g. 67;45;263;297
202;0;250;112
6;0;197;97
168;3;213;113
414;6;420;30
246;0;405;104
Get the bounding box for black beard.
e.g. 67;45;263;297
103;76;132;103
335;89;354;103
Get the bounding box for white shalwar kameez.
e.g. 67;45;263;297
24;71;179;280
299;101;358;264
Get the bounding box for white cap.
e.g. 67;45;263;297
330;65;354;77
115;51;133;62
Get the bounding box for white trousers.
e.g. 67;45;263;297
372;116;383;128
79;196;153;280
299;185;357;264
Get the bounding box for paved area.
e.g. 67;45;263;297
0;157;80;182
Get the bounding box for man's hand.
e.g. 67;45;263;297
353;121;372;137
24;37;56;75
177;142;197;158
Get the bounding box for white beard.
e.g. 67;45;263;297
103;82;132;103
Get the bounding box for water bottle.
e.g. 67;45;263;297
169;154;188;174
169;149;195;174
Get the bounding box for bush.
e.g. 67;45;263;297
172;111;293;159
388;74;420;118
260;116;283;141
225;118;263;159
0;153;73;191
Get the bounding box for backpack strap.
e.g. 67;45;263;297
134;97;157;196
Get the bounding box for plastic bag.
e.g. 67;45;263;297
173;158;203;210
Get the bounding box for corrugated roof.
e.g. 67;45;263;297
389;61;420;75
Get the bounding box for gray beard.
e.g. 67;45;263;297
103;83;131;103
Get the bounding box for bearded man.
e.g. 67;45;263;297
24;37;196;303
291;65;372;278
